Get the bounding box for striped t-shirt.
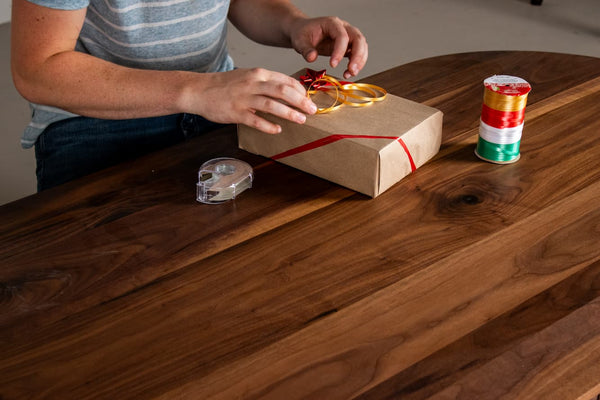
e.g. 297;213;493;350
21;0;234;148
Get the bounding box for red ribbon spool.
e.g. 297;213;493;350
481;104;526;129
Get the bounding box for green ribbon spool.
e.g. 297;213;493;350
475;137;520;164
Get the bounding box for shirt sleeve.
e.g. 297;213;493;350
25;0;90;10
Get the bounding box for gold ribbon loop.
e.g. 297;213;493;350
305;72;387;114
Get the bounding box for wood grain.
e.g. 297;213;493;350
1;52;600;400
356;258;600;399
153;180;600;399
429;297;600;400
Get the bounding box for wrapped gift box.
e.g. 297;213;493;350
238;81;443;197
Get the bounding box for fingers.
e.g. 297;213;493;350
239;69;317;134
242;96;306;135
241;111;283;135
343;26;368;79
325;18;350;69
259;71;316;113
291;17;368;78
253;74;317;125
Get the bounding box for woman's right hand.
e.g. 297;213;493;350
185;68;317;134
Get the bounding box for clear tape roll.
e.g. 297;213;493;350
196;158;253;204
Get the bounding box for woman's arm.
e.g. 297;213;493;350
11;0;315;133
228;0;368;79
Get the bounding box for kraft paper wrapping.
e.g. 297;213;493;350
237;92;443;197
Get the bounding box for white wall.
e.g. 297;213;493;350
1;0;10;24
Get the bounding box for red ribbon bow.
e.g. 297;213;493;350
299;68;351;89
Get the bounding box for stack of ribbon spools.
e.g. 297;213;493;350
475;75;532;164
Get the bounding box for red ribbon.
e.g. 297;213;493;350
481;104;525;129
286;70;412;177
299;68;352;89
271;134;417;172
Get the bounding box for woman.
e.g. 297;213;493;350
11;0;368;189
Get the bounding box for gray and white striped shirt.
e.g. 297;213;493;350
21;0;233;148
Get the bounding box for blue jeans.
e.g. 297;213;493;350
35;114;224;191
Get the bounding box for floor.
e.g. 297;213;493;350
1;0;599;205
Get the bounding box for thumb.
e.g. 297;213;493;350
301;48;318;63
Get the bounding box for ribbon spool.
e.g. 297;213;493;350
301;69;387;114
475;75;531;164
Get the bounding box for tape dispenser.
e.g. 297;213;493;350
196;158;253;204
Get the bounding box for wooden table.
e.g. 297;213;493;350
2;51;600;400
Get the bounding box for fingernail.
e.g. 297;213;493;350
296;113;306;124
309;103;317;114
350;63;358;74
